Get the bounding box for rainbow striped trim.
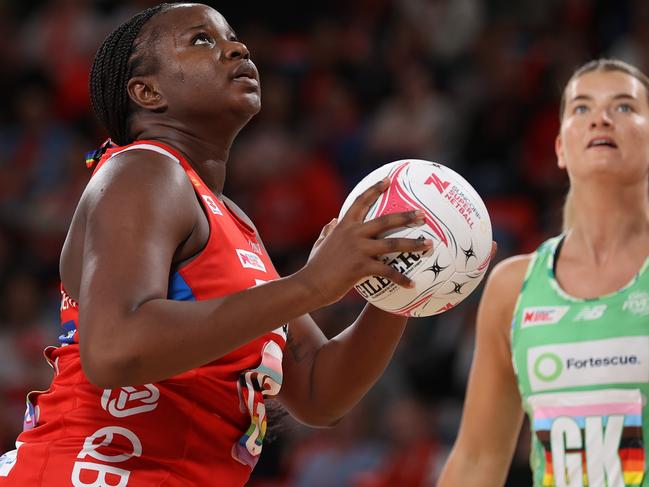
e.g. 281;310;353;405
529;389;645;487
84;138;114;168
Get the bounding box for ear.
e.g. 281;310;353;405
555;134;566;169
127;76;167;112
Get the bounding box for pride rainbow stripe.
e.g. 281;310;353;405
528;390;645;487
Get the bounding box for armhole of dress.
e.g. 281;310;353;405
509;250;540;337
549;234;566;278
509;250;540;391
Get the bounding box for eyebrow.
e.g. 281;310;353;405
569;93;638;103
182;23;238;39
184;24;208;34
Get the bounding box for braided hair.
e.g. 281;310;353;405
89;3;172;149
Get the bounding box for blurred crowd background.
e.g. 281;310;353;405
0;0;646;485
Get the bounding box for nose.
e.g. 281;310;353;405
590;106;613;128
225;41;250;61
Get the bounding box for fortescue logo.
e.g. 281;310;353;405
534;352;563;382
565;354;639;369
527;336;649;392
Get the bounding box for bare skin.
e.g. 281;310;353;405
555;70;649;299
60;3;433;427
437;255;528;486
438;69;649;485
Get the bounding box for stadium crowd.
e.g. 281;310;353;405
1;0;646;485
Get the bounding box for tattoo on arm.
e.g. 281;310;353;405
286;329;322;402
286;330;313;363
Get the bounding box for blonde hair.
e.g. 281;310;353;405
560;59;649;231
562;190;573;233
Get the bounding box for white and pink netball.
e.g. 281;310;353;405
339;159;492;317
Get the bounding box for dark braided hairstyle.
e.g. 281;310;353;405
89;3;173;150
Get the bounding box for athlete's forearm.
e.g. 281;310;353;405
307;304;408;423
438;448;512;487
80;274;321;388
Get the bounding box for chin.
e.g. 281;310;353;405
581;159;645;183
238;92;261;116
584;152;622;170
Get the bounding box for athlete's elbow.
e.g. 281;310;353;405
80;342;139;389
292;389;362;427
306;414;343;428
440;444;512;486
289;404;346;428
83;367;120;390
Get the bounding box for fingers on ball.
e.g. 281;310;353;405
374;237;432;254
363;210;424;235
346;179;389;221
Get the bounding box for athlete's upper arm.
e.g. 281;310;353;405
439;254;531;486
77;152;196;367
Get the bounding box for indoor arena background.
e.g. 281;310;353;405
0;1;645;485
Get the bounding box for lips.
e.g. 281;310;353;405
587;136;618;149
231;61;258;82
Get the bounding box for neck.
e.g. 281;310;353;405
130;116;246;195
566;180;649;263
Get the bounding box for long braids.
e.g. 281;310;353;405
86;3;171;164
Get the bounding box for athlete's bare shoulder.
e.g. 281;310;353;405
83;148;194;206
61;148;200;299
77;147;198;241
478;253;533;335
488;254;532;293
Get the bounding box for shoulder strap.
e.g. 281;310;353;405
104;143;180;164
91;141;182;176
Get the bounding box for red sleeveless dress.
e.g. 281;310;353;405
0;141;287;486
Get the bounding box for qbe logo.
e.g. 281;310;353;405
527;336;649;392
70;385;160;486
101;384;160;418
72;427;141;487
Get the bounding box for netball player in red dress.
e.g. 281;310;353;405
0;3;434;486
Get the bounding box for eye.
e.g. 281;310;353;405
573;104;589;115
617;103;633;113
192;32;214;46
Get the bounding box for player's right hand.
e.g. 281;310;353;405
295;178;433;307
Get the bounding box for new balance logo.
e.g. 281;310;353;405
574;305;607;321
